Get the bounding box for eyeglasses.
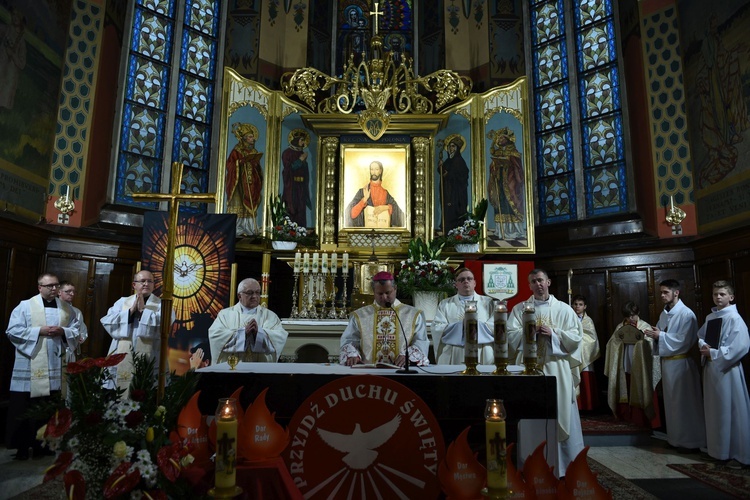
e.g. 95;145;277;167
61;289;76;294
456;277;474;283
240;290;261;296
134;279;155;284
39;283;60;289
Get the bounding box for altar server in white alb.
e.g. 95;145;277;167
209;278;289;363
433;267;495;364
697;280;750;469
101;270;171;391
59;281;88;361
507;269;584;477
645;279;706;451
340;271;429;367
6;272;81;460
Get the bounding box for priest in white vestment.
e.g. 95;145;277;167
5;273;80;460
433;267;495;364
209;278;289;363
697;280;750;467
340;271;429;367
645;279;706;450
101;270;172;392
507;269;584;477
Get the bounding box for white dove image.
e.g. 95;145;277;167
316;414;401;469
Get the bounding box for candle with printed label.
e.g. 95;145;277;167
322;253;328;274
343;252;349;270
294;251;301;273
312;252;319;273
485;399;507;493
331;252;337;271
303;252;310;274
213;398;240;494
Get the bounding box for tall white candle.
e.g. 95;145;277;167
312;252;319;273
303;252;310;274
343;252;349;269
322;253;328;274
331;252;337;271
294;251;301;273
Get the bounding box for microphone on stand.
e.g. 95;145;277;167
385;301;417;374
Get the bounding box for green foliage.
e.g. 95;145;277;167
396;238;455;297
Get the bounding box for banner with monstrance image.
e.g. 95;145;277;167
483;263;518;302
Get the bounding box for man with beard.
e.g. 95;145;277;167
346;161;404;227
281;129;312;227
438;136;469;233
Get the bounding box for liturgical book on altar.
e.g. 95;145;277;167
704;318;723;348
351;362;401;369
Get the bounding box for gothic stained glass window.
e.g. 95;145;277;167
115;0;221;212
529;0;628;223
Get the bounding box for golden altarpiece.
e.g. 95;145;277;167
215;31;535;360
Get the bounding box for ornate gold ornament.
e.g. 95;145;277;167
280;2;472;141
665;195;686;226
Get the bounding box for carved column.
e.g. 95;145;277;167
411;136;429;241
322;137;339;245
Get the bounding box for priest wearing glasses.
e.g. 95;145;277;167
208;278;289;363
340;271;429;367
6;272;80;460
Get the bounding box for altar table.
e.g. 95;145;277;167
196;363;557;445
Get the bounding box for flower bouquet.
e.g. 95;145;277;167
395;238;455;298
447;199;487;252
268;196;308;249
38;352;203;499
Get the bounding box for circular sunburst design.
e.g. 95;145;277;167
173;245;206;298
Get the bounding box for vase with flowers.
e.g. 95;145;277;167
447;199;488;253
37;352;203;499
396;238;455;320
268;195;307;250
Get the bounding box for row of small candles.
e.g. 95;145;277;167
293;251;349;274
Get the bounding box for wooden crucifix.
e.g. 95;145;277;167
131;161;217;402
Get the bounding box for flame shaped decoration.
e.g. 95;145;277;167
437;427;486;499
557;446;613;500
209;386;244;450
174;391;211;464
522;441;559;499
505;443;533;498
238;388;290;462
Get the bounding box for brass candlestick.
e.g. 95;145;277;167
338;267;350;319
522;301;541;375
462;300;480;375
290;271;300;318
493;301;509;375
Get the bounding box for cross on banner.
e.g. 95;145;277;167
369;2;383;35
131;161;217;401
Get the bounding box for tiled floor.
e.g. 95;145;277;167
0;448;56;500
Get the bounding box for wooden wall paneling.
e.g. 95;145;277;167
608;269;651;331
653;266;697;320
91;261;139;358
728;252;750;318
696;260;732;323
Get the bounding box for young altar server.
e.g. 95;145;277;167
572;294;600;410
208;278;289;363
698;280;750;469
432;267;495;364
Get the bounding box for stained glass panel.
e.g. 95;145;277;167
171;119;209;170
186;0;220;36
533;40;567;87
127;56;170;110
531;0;564;46
578;66;620;119
536;129;573;176
114;153;161;208
176;74;213;123
576;20;616;71
539;174;576;222
181;29;216;78
575;0;612;29
535;84;571;131
585;163;626;215
581;115;622;166
132;9;173;62
139;0;174;17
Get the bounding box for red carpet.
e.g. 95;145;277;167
667;462;750;498
581;414;651;435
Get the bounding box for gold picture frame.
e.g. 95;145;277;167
339;144;411;233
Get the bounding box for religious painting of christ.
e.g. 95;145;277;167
341;144;408;230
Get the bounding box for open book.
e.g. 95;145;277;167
351;362;400;369
363;206;391;228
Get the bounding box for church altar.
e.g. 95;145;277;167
196;362;557;446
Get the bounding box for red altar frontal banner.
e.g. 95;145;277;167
284;375;445;498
